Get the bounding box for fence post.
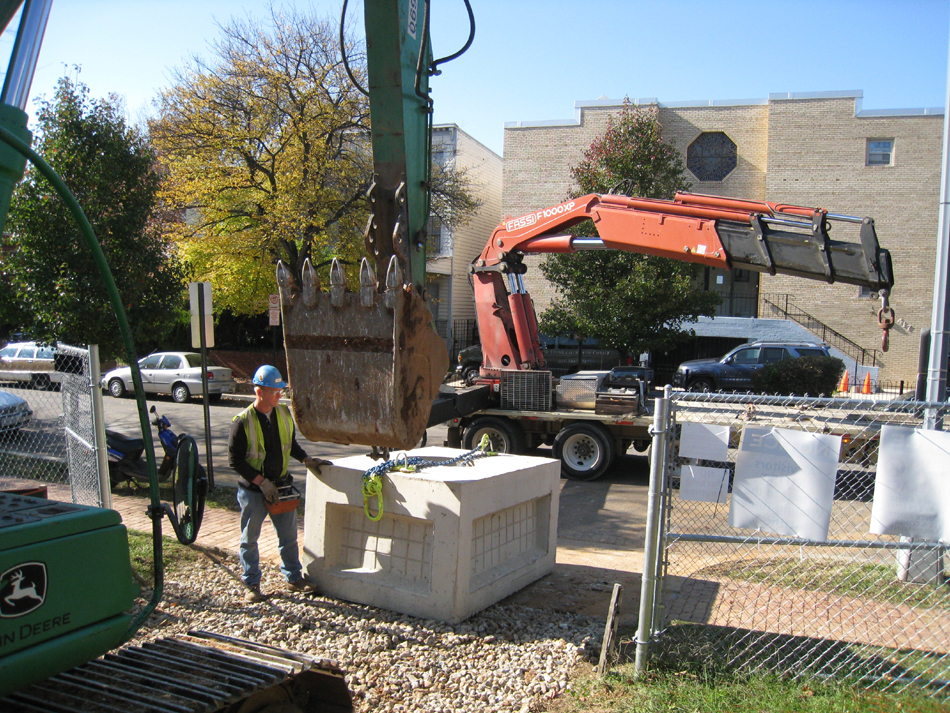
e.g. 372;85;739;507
89;344;111;510
634;385;672;678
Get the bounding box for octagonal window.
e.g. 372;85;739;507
687;132;737;182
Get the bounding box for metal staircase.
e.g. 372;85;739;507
760;294;881;367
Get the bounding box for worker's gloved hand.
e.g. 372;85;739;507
258;478;279;504
304;456;333;474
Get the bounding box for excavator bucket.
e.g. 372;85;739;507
277;256;448;450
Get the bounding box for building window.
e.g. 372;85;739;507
733;269;750;283
687;131;737;182
867;139;893;166
426;215;443;255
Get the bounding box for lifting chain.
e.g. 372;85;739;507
361;435;498;521
877;289;895;353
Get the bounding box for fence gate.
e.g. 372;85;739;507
58;344;109;508
640;390;949;696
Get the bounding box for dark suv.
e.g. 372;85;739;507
673;341;831;392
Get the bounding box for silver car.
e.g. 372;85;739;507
0;390;32;434
101;351;236;403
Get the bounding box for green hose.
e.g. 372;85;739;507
0;122;165;642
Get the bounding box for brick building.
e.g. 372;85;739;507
501;91;944;384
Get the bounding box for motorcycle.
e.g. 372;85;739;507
106;405;207;544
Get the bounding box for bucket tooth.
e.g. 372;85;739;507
329;258;346;308
276;261;297;306
301;259;320;309
360;258;377;308
384;255;403;310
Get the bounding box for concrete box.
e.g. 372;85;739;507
302;447;560;623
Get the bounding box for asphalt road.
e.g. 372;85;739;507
100;391;652;552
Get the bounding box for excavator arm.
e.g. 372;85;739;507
471;192;895;376
277;0;450;451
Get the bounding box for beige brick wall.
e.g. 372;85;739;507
501;96;942;383
763;97;941;382
430;125;503;324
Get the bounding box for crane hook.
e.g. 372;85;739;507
877;290;895;353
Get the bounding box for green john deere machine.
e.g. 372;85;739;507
0;0;461;708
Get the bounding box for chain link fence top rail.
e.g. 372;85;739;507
655;391;949;696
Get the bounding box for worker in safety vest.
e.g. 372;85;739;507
228;365;331;602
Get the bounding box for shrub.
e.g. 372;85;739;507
752;356;845;396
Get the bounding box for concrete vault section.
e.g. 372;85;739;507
302;447;560;623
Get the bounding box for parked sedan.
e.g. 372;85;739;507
101;352;236;403
0;390;32;434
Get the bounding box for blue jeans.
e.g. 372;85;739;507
237;486;303;586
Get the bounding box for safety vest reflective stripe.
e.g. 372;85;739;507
234;404;293;477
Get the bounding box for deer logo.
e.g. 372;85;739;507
0;562;46;618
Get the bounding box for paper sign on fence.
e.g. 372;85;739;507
681;465;730;503
729;426;841;541
870;425;950;543
679;422;730;461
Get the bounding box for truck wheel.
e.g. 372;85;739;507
687;378;715;393
554;422;615;481
462;417;523;454
461;366;479;384
631;439;651;455
31;374;52;391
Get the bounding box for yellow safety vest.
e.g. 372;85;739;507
234;404;293;478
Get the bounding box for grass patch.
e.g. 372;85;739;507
559;666;949;713
698;556;950;610
554;623;950;712
127;529;204;584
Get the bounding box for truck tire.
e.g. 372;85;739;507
31;373;52;391
687;377;715;393
554;422;615;481
461;365;479;384
462;416;523;454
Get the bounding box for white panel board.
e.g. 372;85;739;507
729;426;841;541
681;465;729;503
870;425;950;542
679;422;729;461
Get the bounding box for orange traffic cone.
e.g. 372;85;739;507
838;370;849;393
862;372;872;395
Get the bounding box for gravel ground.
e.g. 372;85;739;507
129;550;602;713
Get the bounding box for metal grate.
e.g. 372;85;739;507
0;631;352;712
499;370;552;411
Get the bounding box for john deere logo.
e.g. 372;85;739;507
0;563;46;618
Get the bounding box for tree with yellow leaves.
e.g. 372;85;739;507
152;6;478;316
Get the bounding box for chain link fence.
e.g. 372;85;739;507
0;344;106;507
641;391;949;696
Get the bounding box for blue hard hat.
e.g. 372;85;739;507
252;365;288;389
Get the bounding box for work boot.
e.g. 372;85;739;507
286;578;319;595
245;584;267;603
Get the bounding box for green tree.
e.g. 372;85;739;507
3;76;184;359
538;101;720;360
151;6;479;316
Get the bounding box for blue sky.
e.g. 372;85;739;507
7;0;950;156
